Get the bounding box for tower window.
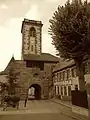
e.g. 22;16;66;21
31;45;33;52
30;27;36;37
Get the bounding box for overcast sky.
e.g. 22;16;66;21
0;0;88;71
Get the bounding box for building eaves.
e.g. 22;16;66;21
23;53;59;63
53;55;89;73
53;60;75;73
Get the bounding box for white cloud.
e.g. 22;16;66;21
42;33;56;56
22;0;28;5
0;4;8;9
0;18;23;71
25;4;41;20
6;18;22;59
45;0;59;2
0;0;67;71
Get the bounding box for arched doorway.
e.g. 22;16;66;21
28;84;41;100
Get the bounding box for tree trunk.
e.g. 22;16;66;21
74;58;85;91
8;84;15;95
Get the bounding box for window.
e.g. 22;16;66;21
61;72;63;81
74;68;77;76
75;84;78;90
30;27;36;37
66;69;70;80
61;86;63;95
55;86;56;95
55;74;57;82
64;86;67;95
31;45;33;52
59;72;61;81
57;73;58;81
71;68;76;77
62;71;65;81
0;85;1;91
71;68;74;77
68;86;71;96
58;86;59;94
56;73;58;82
83;62;89;74
26;61;32;67
57;72;60;81
52;74;55;82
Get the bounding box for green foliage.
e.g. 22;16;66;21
6;67;20;95
49;0;90;60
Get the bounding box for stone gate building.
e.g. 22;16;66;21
0;19;59;100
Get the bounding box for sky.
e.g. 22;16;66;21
0;0;87;72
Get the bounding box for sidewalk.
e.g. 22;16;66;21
50;98;72;108
0;101;27;111
50;98;89;120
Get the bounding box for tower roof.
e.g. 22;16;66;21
3;56;15;73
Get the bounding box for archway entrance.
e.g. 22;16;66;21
28;84;41;100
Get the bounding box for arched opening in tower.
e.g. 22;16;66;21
28;84;41;100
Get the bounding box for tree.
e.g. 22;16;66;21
49;0;90;91
6;67;20;95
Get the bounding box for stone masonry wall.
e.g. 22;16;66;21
12;61;51;100
22;23;42;57
3;60;56;100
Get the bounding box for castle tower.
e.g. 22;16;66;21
21;19;43;60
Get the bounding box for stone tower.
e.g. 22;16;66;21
21;19;43;60
1;18;59;100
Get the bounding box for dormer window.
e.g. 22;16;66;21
30;27;36;37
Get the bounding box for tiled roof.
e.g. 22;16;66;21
23;53;59;62
53;60;75;72
53;55;89;72
3;56;15;73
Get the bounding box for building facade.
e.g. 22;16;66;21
52;58;90;101
0;19;59;100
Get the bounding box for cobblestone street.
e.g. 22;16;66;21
0;100;88;120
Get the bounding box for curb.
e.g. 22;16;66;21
60;112;88;120
50;99;88;120
50;99;71;108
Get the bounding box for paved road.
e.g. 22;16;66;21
0;100;88;120
0;114;76;120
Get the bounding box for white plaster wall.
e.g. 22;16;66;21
66;86;68;96
54;80;72;86
71;74;90;90
56;86;58;95
85;74;90;84
71;77;79;90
